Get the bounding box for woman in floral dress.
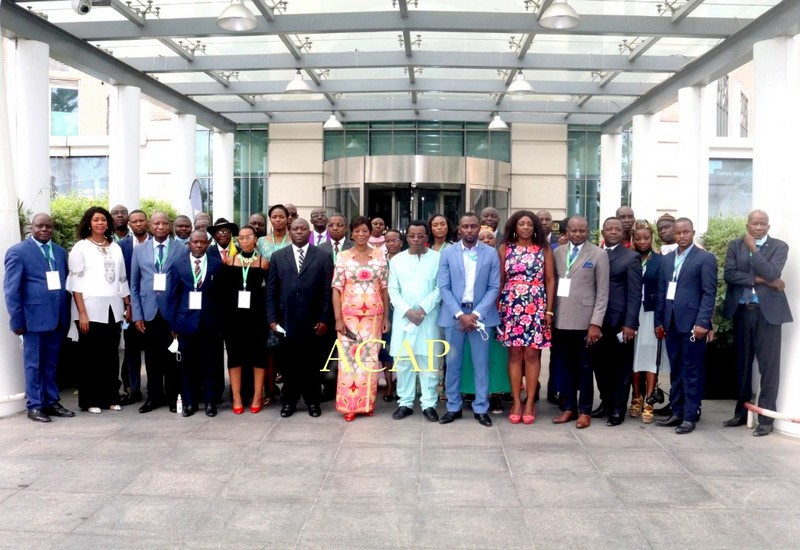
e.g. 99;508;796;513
497;210;555;424
332;216;391;422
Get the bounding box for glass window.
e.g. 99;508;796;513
50;156;108;196
325;187;360;222
50;86;79;137
716;75;729;138
567;127;601;230
344;131;368;157
234;128;268;224
370;130;415;156
196;129;212;177
470;189;509;227
708;158;752;217
324;130;345;161
620;129;633;206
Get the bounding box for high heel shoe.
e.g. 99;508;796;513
509;414;522;424
522;406;535;425
250;404;262;414
233;406;244;415
344;412;356;422
366;411;374;417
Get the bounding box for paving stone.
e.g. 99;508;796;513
421;446;509;475
222;467;328;502
29;457;148;494
332;444;420;472
297;503;417;549
524;508;649;549
419;472;519;507
421;419;502;448
634;509;765;549
514;473;624;509
607;475;722;509
668;448;774;476
317;470;420;507
695;475;800;509
505;448;598;475
0;490;111;534
590;449;687;475
121;464;232;499
190;499;310;544
416;506;531;549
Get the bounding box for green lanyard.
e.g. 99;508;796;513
672;251;688;282
240;253;259;290
154;241;169;273
41;242;55;270
566;244;579;272
640;251;651;277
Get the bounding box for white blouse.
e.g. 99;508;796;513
66;239;130;328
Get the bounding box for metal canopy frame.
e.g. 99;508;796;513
1;0;794;132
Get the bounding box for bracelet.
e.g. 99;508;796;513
546;311;554;316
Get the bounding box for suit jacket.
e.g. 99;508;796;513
436;241;501;328
641;252;664;312
118;234;152;280
604;245;643;329
166;254;223;335
266;245;333;337
131;237;187;323
553;241;609;330
655;246;717;333
317;237;353;260
4;238;69;332
723;236;793;325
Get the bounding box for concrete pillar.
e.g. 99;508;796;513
0;35;26;416
676;85;715;235
14;39;50;215
630;114;658;221
108;85;141;210
599;132;622;223
212;131;234;221
172;114;197;217
753;37;800;436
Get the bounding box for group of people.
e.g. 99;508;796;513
4;203;791;437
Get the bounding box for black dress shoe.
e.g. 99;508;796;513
182;406;195;417
590;404;610;419
606;414;624;426
675;420;696;434
27;408;52;423
392;406;413;420
45;402;75;418
655;415;683;427
168;403;177;413
308;404;321;418
474;413;492;427
423;407;439;422
722;416;747;427
439;410;462;424
654;404;672;416
280;405;295;418
139;400;161;414
753;424;773;437
205;404;218;417
120;390;143;406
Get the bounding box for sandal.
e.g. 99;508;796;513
642;403;654;424
629;396;644;418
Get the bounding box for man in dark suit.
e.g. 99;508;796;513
4;213;73;422
308;208;330;246
437;212;501;427
167;229;224;417
537;210;561;249
267;218;333;418
591;217;643;426
722;210;792;436
317;214;352;262
655;217;717;434
131;212;186;414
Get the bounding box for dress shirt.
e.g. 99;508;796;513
132;234;152;248
292;244;309;273
34;239;55;269
460;241;478;304
660;243;678;255
312;230;328;245
152;238;170;271
673;244;694;280
605;244;619;251
190;254;207;286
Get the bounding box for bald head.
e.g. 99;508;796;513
31;213;54;244
290;217;311;247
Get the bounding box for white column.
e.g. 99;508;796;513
630;114;658;221
14;39;50;215
753;37;800;436
677;86;704;231
0;36;26;416
172;114;197;217
599;132;622;223
108;85;141;209
212;131;234;221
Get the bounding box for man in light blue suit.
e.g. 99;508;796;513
437;212;501;427
131;212;186;414
4;213;73;422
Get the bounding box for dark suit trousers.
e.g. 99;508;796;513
665;321;705;422
280;333;323;408
143;312;178;404
122;322;144;391
593;324;635;414
179;332;222;407
733;304;782;425
22;329;63;410
78;309;122;409
553;328;594;414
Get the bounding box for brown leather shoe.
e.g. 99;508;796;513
576;414;591;429
552;410;575;424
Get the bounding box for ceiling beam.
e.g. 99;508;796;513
59;12;750;41
227;110;610;125
0;0;234;131
673;0;705;24
601;0;800;133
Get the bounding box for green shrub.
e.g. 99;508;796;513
701;215;747;347
18;200;32;240
139;197;179;221
51;194;109;250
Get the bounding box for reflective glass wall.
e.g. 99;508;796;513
234;126;268;225
567;127;601;230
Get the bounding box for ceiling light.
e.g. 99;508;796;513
216;0;258;32
323;113;343;130
539;0;580;30
285;70;312;94
507;72;534;95
488;115;509;130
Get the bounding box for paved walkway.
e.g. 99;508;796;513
1;388;799;549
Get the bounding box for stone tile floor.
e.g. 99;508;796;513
1;391;799;549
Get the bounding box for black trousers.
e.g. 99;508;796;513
733;304;782;425
665;320;706;423
280;332;323;408
78;309;122;409
122;322;144;392
143;312;179;404
553;328;594;414
592;323;635;414
179;331;222;407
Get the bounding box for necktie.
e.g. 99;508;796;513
43;243;54;269
221;248;228;261
334;241;340;254
194;259;203;287
156;244;164;272
568;245;579;263
317;234;323;245
297;248;305;272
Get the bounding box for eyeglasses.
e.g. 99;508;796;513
215;228;231;235
287;212;298;218
238;234;255;240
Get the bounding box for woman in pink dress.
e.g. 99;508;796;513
332;216;391;421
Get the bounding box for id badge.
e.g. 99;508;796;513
189;291;202;310
46;271;61;290
238;290;251;309
153;273;167;292
557;278;571;298
667;281;677;301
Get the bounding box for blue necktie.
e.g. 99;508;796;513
568;245;579;263
156;244;164;272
